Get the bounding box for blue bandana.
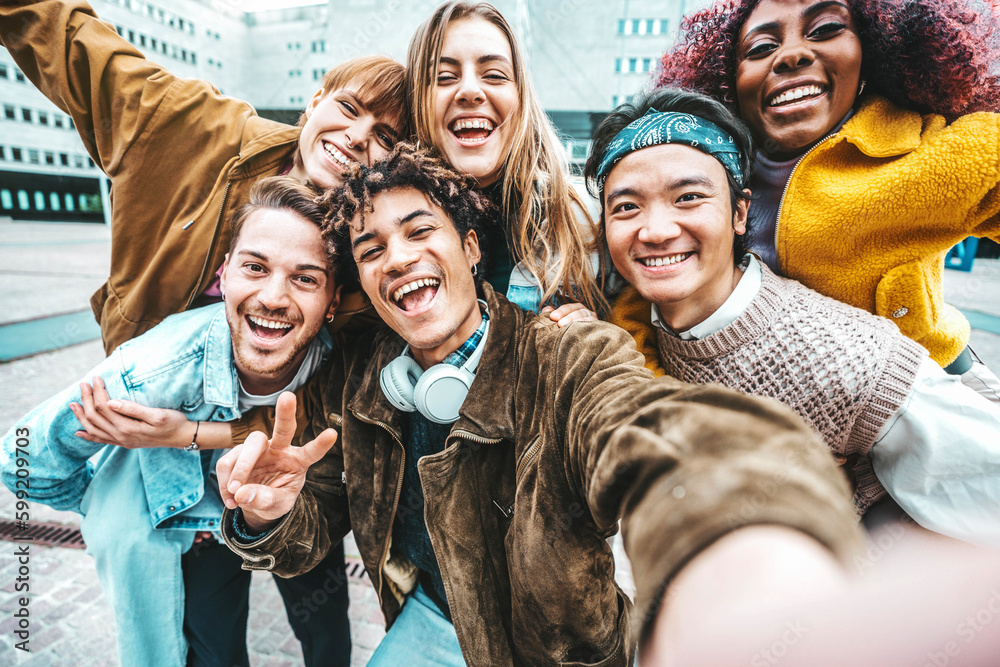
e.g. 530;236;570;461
596;109;745;191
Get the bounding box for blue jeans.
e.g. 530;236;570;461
368;582;465;666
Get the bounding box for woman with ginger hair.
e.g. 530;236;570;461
405;1;609;321
612;0;1000;401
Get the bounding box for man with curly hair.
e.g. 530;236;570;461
213;144;865;666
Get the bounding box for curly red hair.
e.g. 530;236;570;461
657;0;1000;119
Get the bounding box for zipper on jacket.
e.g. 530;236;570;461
514;435;542;484
352;410;404;606
186;180;233;310
773;136;835;274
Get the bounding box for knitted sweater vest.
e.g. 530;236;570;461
654;266;927;514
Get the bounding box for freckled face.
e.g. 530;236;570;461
292;84;403;190
736;0;862;158
431;17;519;187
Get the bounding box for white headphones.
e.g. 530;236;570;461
379;319;489;424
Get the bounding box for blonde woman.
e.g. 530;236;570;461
407;1;608;321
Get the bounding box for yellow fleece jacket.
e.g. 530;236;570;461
613;96;1000;371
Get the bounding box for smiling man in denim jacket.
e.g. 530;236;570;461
0;177;349;667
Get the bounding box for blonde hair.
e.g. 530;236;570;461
298;54;409;135
406;1;604;311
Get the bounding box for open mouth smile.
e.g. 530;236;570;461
323;141;355;168
768;85;826;108
246;314;294;342
449;117;495;146
390;277;441;312
639;252;693;268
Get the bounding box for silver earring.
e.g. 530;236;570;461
220;291;225;301
325;314;334;322
858;79;866;97
472;264;478;277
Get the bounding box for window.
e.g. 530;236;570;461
128;30;135;43
140;34;146;47
659;19;669;34
28;149;40;164
151;38;158;50
0;146;4;160
45;151;55;165
88;157;96;168
14;70;25;83
4;105;14;120
643;58;654;73
21;108;32;122
116;25;124;36
12;147;22;162
615;58;621;73
50;192;61;211
0;189;12;210
0;64;7;78
17;190;29;209
54;115;64;129
631;19;640;34
60;153;69;166
34;191;45;210
617;18;625;34
190;53;196;65
68;117;75;129
645;19;655;34
39;111;48;126
74;155;85;168
628;57;638;73
65;193;75;211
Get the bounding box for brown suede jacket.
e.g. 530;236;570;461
0;0;303;353
222;285;863;665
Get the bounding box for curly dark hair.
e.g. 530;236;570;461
321;143;491;288
657;0;1000;120
584;88;755;266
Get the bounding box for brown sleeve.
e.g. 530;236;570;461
607;286;667;377
221;340;368;577
553;324;864;641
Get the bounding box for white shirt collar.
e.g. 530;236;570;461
651;254;763;340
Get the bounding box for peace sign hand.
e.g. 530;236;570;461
216;392;337;532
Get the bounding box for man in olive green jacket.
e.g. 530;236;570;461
217;146;863;666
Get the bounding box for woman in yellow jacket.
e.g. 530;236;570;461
612;0;1000;399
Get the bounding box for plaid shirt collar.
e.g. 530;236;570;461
442;299;490;368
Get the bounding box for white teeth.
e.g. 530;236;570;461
768;85;824;107
392;278;440;303
248;315;293;330
323;142;353;166
641;253;691;267
451;118;494;132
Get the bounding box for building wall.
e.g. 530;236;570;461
0;0;703;222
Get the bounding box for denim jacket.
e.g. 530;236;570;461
1;304;331;530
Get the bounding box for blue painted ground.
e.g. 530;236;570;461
0;307;996;364
961;309;1000;337
0;310;101;362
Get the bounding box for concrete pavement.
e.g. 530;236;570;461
1;217;998;665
